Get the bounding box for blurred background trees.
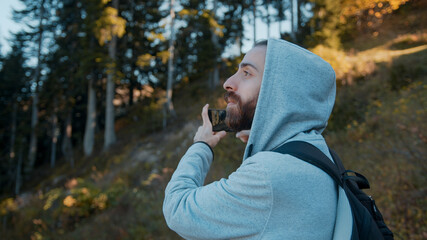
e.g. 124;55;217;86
0;0;417;201
0;0;425;239
1;0;304;196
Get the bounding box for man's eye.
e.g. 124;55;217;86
243;71;250;76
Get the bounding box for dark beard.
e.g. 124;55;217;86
224;91;258;132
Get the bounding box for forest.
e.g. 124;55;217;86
0;0;426;239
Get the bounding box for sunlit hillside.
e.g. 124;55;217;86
1;1;426;239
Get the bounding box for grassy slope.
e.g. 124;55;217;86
1;2;426;239
321;2;427;239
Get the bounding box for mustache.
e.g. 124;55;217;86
224;91;241;104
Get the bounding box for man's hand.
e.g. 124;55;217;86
236;130;250;143
193;104;227;148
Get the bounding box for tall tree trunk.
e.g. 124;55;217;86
277;0;285;37
253;0;257;44
129;43;137;106
166;0;176;121
15;141;23;195
209;0;220;89
266;0;270;39
9;100;18;191
290;0;296;41
9;100;17;164
84;77;96;156
129;63;136;106
27;0;45;172
128;0;135;106
28;91;39;171
104;0;119;149
240;3;244;55
296;0;302;42
50;98;58;168
62;109;74;167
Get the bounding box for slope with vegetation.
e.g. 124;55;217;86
1;1;426;239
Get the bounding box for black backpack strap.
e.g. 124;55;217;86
273;141;343;186
329;148;346;174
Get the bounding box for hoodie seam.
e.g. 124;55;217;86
257;161;274;240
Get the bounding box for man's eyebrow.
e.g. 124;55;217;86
239;62;259;72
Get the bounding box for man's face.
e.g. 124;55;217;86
223;45;267;131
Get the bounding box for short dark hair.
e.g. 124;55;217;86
253;39;268;47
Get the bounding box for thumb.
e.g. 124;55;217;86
201;104;211;127
215;131;227;140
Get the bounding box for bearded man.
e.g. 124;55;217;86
163;39;339;239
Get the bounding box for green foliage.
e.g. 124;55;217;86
307;0;411;48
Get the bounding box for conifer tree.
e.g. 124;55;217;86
13;0;53;172
0;32;29;194
119;0;165;107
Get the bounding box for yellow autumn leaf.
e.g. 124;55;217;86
156;51;170;64
148;31;166;42
63;195;77;207
137;53;155;67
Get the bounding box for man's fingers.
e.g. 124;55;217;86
236;130;250;143
215;131;227;139
201;104;211;127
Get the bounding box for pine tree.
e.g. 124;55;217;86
13;0;54;172
119;0;165;107
0;32;30;194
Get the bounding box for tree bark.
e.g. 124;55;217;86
104;0;119;149
210;0;220;89
129;66;136;106
166;0;176;121
9;100;18;191
276;0;285;37
297;0;302;42
290;0;296;41
50;98;58;168
253;0;257;44
266;0;270;38
15;140;23;195
62;110;74;167
27;0;45;172
84;78;96;156
9;101;17;164
129;0;136;106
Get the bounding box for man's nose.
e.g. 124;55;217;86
223;73;237;91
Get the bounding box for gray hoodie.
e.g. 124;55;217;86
163;39;339;239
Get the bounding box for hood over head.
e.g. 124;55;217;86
243;39;336;160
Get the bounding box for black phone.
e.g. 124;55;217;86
208;109;232;132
